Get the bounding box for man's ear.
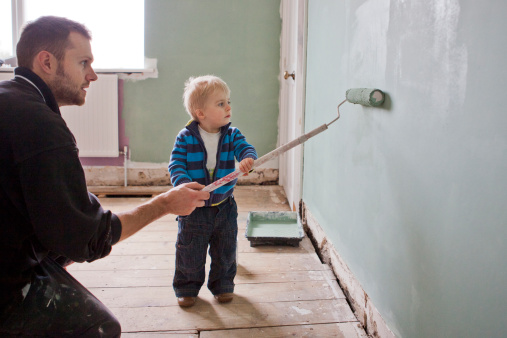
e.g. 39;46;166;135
34;51;56;75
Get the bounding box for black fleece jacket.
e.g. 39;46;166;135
0;67;122;307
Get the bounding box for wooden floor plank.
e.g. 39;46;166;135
89;186;171;197
109;236;315;255
119;229;308;246
200;323;367;338
125;216;274;232
113;299;356;332
68;251;324;272
120;230;177;243
119;229;284;243
70;269;335;288
120;211;290;234
122;331;198;337
88;280;344;308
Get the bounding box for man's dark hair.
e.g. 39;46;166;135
16;16;91;69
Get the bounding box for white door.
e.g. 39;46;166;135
279;0;307;212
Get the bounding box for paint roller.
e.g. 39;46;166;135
202;88;385;192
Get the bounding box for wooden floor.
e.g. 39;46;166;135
68;186;366;337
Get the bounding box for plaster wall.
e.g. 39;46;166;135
123;0;281;164
303;1;507;337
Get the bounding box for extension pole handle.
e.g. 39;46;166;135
202;123;328;192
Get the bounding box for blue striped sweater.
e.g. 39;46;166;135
168;120;257;206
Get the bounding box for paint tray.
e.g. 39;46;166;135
245;211;304;247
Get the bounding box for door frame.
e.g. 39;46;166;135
279;0;308;212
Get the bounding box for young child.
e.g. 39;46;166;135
168;75;257;307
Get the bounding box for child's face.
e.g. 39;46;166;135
197;89;231;133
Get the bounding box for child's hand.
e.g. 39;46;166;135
239;158;254;176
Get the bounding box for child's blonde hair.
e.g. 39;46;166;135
183;75;231;120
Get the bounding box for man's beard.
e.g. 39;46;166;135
50;65;87;106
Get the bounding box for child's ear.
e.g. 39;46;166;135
195;109;205;120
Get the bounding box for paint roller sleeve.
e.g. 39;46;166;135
346;88;385;107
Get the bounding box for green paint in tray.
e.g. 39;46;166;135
245;211;304;247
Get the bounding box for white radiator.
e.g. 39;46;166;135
1;71;119;157
61;74;119;157
0;72;14;81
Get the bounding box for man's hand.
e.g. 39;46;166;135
116;182;209;242
163;182;210;216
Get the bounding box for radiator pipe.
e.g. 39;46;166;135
123;146;128;187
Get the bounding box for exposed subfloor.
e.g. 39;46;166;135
68;186;367;337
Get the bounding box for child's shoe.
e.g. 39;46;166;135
177;296;196;307
214;293;234;303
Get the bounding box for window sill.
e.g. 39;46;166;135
1;57;158;81
0;66;158;81
0;67;153;74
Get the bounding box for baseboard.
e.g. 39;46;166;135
301;202;396;338
83;165;278;187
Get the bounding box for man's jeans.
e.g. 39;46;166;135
173;196;238;297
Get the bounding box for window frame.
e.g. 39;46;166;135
3;0;154;75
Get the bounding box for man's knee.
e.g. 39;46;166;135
81;313;122;338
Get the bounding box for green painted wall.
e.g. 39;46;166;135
304;0;507;337
123;0;281;163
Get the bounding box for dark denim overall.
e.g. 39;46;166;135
173;196;238;297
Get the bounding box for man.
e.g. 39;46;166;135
0;16;209;337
